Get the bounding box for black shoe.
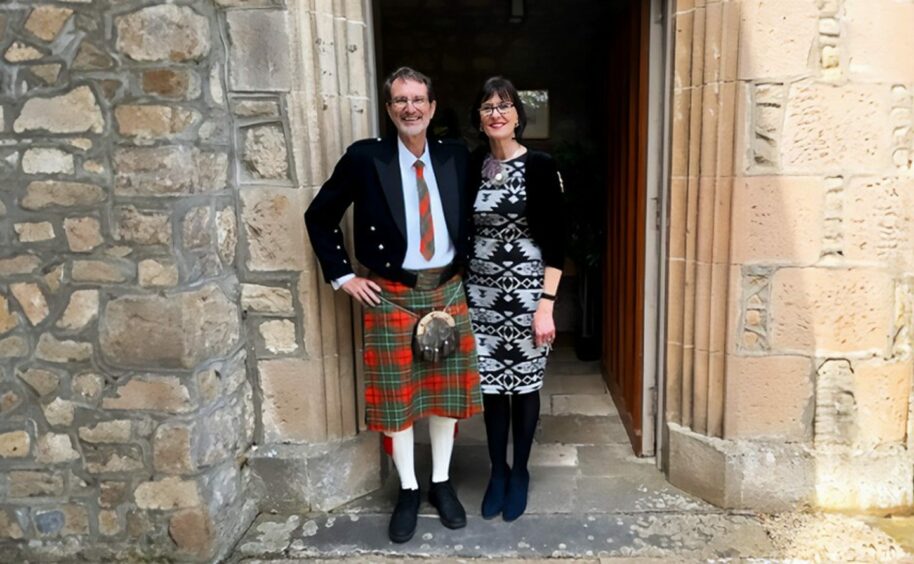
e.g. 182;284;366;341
388;488;420;543
481;466;510;519
502;469;530;522
428;479;467;529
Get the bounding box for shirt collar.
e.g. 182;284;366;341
397;136;429;171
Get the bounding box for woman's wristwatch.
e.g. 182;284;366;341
540;292;556;301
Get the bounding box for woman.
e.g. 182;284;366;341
465;76;565;521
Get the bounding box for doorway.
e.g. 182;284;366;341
371;0;668;458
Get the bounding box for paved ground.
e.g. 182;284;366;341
231;347;914;562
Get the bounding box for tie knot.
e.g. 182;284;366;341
414;160;424;170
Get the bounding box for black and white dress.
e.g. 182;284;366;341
466;155;548;395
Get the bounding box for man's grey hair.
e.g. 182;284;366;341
382;66;436;103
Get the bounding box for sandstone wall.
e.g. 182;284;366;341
667;0;914;512
0;0;380;557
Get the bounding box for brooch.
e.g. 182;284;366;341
482;155;508;186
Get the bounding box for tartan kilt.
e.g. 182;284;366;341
363;273;483;433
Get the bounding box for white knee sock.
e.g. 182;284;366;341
429;415;457;484
385;427;418;490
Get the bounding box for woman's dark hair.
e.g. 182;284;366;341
383;66;436;103
470;76;527;140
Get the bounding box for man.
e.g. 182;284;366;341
304;67;483;543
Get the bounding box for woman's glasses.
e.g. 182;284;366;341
479;102;514;116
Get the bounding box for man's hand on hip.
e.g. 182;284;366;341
341;276;383;307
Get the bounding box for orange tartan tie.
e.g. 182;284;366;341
414;160;435;261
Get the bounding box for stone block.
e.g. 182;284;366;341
0;431;30;458
26;51;65;80
241;284;294;314
102;376;191;413
71;260;132;283
154;423;193;473
769;268;894;355
25;6;73;42
17;367;59;396
43;398;75;426
85;445;144;474
115;104;199;139
0;255;41;276
21;180;104;210
259;319;297;354
0;336;28;359
182;207;212;249
134;476;201;509
816;446;913;511
35;433;80;464
781;81;890;173
114;205;171;245
142;69;199;99
98;510;120;536
35;333;92;363
854;359;912;447
114;146;228;197
240;187;307;272
844;177;914;272
226;11;292;91
249;433;382;512
258;358;325;443
22;148;74;174
216;207;237;265
73;372;103;402
73;41;113;70
0;295;17;335
99;284;239;369
241;124;290;181
57;289;98;330
845;0;914;83
63;217;103;253
8;470;64;497
4;42;43;63
14;221;55;243
14;86;104;134
730;176;826;264
78;420;132;444
138;259;179;287
115;5;210;62
169;508;214;558
667;423;729;507
10;282;48;325
737;0;818;79
724;355;813;440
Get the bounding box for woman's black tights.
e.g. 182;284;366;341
481;391;540;519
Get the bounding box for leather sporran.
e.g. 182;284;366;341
412;310;458;363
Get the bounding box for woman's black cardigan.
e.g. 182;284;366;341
466;147;566;270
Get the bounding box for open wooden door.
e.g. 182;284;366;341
604;0;651;455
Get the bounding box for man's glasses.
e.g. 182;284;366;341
389;97;429;109
479;102;514;116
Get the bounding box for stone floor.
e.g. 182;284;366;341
230;345;914;562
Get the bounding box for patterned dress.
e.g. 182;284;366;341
466;155;549;395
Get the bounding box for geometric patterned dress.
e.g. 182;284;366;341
466;155;549;395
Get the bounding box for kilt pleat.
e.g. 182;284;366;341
363;274;483;433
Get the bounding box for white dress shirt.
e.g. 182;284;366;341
331;138;455;289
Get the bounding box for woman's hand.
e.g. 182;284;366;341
533;300;556;348
341;276;382;306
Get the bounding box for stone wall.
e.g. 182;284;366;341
0;0;382;559
666;0;914;513
0;0;292;560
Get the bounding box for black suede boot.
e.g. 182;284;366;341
388;488;420;543
481;464;510;519
428;479;467;529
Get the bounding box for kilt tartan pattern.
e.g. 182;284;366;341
363;273;483;433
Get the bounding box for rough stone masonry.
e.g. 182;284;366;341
0;0;307;560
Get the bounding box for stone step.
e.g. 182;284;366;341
232;512;776;561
